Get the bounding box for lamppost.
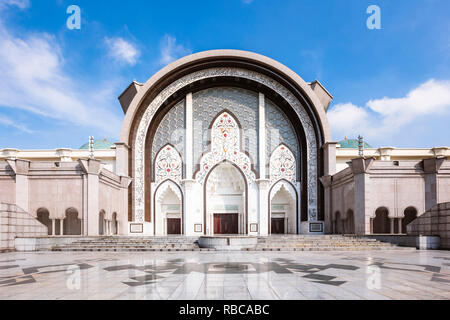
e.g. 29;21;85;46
358;135;364;158
89;136;94;159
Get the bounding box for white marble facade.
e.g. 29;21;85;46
145;87;303;237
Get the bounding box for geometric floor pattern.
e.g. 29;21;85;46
0;250;449;300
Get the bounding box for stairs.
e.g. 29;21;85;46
50;235;411;252
51;236;214;252
245;235;409;251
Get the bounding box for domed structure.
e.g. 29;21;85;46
79;139;114;150
338;138;372;149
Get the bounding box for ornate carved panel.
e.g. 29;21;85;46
192;87;259;174
270;145;296;185
196;112;255;185
154;145;182;186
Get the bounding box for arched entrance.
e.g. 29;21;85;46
64;208;81;235
402;207;418;234
99;210;106;235
205;162;246;235
37;208;52;235
269;180;297;234
154;180;183;235
346;209;355;235
373;207;390;234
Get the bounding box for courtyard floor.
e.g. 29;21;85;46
0;249;449;300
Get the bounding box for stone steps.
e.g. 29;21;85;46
252;235;407;251
50;235;409;252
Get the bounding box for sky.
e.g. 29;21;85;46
0;0;449;149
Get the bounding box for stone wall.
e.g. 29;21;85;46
407;202;450;249
0;203;48;252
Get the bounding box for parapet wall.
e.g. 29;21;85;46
0;203;48;251
407;202;450;249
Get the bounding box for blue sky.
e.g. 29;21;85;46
0;0;449;149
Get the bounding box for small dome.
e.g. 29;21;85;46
338;138;372;149
79;139;114;150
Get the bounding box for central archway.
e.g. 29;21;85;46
205;161;247;235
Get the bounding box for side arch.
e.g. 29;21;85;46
153;179;184;235
268;179;299;234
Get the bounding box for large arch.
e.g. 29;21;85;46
120;50;331;229
204;160;248;235
268;180;298;234
153;179;184;235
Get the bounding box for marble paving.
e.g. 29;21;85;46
0;250;449;300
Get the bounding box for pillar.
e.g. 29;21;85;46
6;159;30;212
258;93;266;179
257;179;270;236
390;218;395;234
350;157;375;235
319;176;333;234
182;179;197;235
423;157;445;211
52;219;56;236
79;159;102;236
185;93;193;179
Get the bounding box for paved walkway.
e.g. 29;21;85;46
0;250;449;300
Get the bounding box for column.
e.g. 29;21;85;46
181;179;197;235
323;143;338;176
52;219;56;236
398;218;402;234
423;157;445;211
390;218;395;234
79;159;101;236
351;157;375;235
60;219;64;236
257;179;270;236
6;159;30;212
319;176;333;234
185;93;193;179
258;93;266;179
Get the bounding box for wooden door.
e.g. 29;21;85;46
214;214;238;234
271;218;285;234
167;218;181;235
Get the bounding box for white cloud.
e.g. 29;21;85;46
0;114;32;133
159;35;192;65
0;22;122;136
0;0;30;10
328;79;450;144
105;37;140;65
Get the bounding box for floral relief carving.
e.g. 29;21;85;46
270;145;296;185
196;112;255;185
155;145;182;186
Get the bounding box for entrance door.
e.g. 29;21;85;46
214;214;238;234
271;218;285;234
167;218;181;235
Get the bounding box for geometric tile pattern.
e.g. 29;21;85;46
193;87;259;174
152;99;185;179
265;98;300;170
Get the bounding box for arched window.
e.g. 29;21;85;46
402;207;418;234
347;209;355;235
64;208;81;235
334;211;343;234
37;208;52;235
112;212;118;235
373;207;390;234
99;210;106;235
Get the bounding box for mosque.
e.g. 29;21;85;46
0;50;449;246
